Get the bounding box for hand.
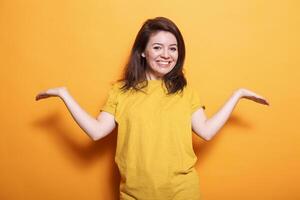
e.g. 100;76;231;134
236;88;270;106
35;87;67;101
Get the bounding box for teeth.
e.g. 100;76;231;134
157;61;170;64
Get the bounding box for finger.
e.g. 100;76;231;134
257;99;267;104
35;94;45;101
35;95;42;101
243;96;269;106
253;96;269;104
35;93;50;101
262;99;270;106
256;98;269;106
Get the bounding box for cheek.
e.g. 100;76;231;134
172;53;179;61
146;55;159;66
145;53;156;66
147;51;159;59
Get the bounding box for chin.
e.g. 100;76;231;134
155;64;175;72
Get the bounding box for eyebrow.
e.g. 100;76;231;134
152;43;177;46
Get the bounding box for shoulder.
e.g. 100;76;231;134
183;83;198;95
184;83;206;110
110;80;126;91
183;83;201;101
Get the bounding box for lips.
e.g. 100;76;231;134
156;60;172;64
156;60;172;68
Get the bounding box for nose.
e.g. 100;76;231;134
161;49;170;59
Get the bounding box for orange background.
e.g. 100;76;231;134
1;0;299;199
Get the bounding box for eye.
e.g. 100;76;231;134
170;47;177;51
153;46;161;50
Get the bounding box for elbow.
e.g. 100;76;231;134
204;135;212;141
91;136;99;141
203;123;217;141
90;129;103;141
195;127;212;141
90;123;106;141
196;130;212;141
196;121;213;141
91;132;104;141
203;129;213;141
89;133;99;141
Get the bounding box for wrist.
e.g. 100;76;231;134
233;89;244;99
58;87;68;99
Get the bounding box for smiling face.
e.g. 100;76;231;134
142;31;178;80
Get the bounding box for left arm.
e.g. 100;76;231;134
192;88;269;141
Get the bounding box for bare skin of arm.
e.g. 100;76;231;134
36;86;269;142
192;88;270;141
36;87;116;141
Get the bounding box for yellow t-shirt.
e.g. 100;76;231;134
101;79;205;200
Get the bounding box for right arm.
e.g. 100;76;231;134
36;87;116;141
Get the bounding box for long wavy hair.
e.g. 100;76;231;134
118;17;187;95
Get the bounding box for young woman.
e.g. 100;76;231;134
36;17;269;200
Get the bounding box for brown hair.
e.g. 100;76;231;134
118;17;187;94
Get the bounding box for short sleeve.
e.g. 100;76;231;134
100;83;120;116
189;86;205;114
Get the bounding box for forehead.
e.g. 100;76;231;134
148;31;177;45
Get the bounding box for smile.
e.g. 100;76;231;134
156;60;172;64
156;61;172;68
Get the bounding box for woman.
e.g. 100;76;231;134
36;17;269;200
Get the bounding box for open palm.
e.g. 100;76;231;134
35;87;66;101
238;88;270;106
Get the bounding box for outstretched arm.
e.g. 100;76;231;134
36;87;116;141
192;88;269;141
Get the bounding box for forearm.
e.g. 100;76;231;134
204;91;242;140
59;89;101;140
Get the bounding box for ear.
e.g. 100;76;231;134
141;52;145;58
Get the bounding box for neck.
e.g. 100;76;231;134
145;71;163;81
